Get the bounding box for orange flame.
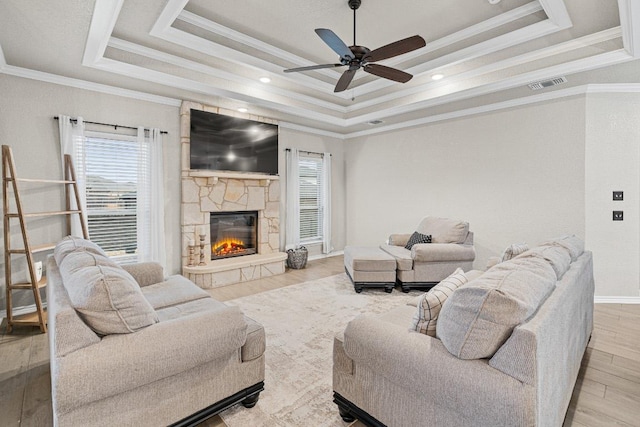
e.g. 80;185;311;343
212;237;247;256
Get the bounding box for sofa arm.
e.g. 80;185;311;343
54;306;247;415
342;315;533;422
122;262;164;287
389;233;411;246
411;243;476;262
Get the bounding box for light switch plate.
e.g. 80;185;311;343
613;191;623;201
613;211;623;221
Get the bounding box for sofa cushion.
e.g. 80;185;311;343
500;243;529;262
411;268;467;336
437;256;556;359
416;216;469;244
54;235;107;266
141;275;210;310
542;235;584;261
380;244;413;270
59;250;158;335
404;231;432;249
516;245;572;280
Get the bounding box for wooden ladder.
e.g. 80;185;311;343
2;145;88;333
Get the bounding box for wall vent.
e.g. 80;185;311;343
528;77;567;91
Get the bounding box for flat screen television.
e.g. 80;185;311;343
190;109;279;175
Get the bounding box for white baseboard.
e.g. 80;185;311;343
308;250;344;262
594;296;640;304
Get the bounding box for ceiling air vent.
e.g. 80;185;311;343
367;120;384;125
528;77;567;91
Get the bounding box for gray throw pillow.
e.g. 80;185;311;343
405;231;432;250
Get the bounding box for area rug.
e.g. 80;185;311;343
219;273;423;427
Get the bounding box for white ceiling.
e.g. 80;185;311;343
1;0;639;138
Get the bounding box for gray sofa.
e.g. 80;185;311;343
47;236;265;427
334;236;594;427
381;216;476;291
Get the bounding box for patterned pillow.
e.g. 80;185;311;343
405;231;432;250
410;268;468;336
501;243;529;262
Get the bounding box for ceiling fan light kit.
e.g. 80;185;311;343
283;0;426;93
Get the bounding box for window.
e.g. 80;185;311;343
76;131;151;264
298;154;325;242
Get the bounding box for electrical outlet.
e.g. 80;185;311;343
613;211;623;221
613;191;624;201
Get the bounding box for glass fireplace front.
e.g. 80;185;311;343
210;211;258;260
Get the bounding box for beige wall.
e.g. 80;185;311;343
345;96;587;276
0;74;181;310
586;93;640;297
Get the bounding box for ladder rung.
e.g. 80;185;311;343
6;178;76;184
7;210;81;218
10;310;48;325
8;243;57;254
9;276;47;290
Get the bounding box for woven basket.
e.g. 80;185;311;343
287;246;308;269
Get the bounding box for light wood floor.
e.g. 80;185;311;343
1;255;639;427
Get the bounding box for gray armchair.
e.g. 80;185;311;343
380;216;476;291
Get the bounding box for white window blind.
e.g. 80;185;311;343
299;154;324;242
76;131;150;264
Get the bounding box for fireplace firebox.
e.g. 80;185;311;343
210;211;258;260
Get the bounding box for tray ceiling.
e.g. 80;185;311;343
0;0;638;137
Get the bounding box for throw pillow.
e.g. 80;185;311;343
410;268;467;336
405;231;432;250
500;242;529;262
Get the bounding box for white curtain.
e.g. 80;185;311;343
57;115;87;237
285;148;300;250
321;152;332;254
137;127;166;270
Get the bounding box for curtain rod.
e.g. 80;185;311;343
285;148;331;156
53;116;168;135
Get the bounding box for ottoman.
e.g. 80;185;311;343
344;246;397;293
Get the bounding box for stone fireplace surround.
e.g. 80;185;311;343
180;101;287;288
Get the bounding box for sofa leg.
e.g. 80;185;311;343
384;285;393;293
338;406;355;423
241;392;260;409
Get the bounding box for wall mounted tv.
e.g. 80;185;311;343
190;109;279;175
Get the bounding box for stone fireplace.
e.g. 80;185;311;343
180;101;287;288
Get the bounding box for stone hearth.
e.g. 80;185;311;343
180;101;287;288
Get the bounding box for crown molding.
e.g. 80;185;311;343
594;296;640;304
279;122;345;140
586;83;640;93
619;0;640;57
177;10;344;81
88;57;344;126
344;49;633;127
1;63;181;106
538;0;572;29
83;0;124;66
344;85;588;138
0;43;6;71
108;37;347;113
345;27;622;114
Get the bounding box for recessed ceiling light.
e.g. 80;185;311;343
259;77;271;83
432;74;444;81
237;108;248;113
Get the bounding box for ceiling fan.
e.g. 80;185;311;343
284;0;426;93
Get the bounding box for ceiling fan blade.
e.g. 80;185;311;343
365;35;426;63
315;28;355;60
284;64;344;73
334;68;358;92
364;64;413;83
